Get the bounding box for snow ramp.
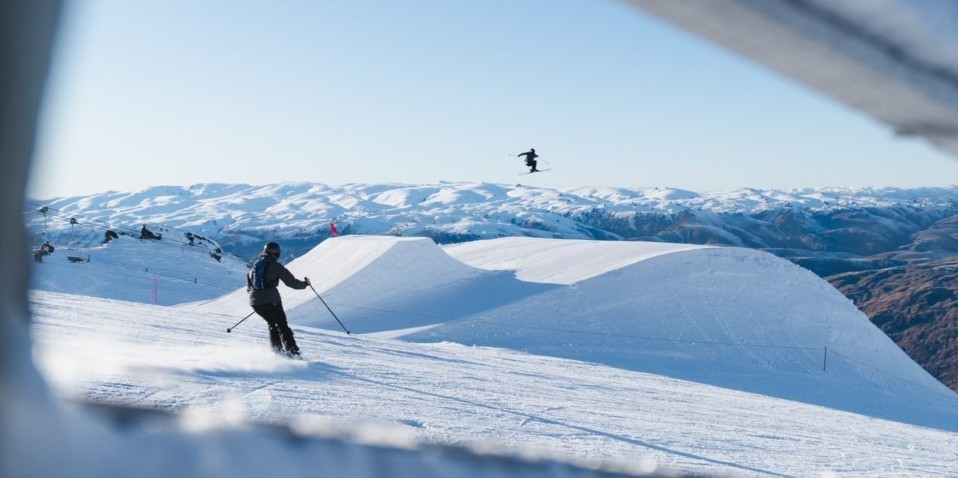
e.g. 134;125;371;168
282;236;558;335
416;238;958;431
193;236;555;334
191;236;957;430
443;237;708;284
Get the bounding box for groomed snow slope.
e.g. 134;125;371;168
30;235;248;305
29;290;958;477
189;236;957;431
434;238;958;430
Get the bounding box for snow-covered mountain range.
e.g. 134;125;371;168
25;182;958;264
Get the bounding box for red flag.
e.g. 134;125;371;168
330;222;339;236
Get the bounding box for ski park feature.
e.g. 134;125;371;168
26;235;958;477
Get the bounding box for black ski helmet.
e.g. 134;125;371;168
264;242;281;258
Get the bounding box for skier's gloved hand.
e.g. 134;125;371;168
304;277;311;286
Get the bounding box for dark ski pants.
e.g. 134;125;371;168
526;159;538;172
252;304;300;354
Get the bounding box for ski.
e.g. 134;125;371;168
518;168;552;175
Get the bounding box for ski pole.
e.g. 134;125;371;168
308;283;351;334
226;311;256;333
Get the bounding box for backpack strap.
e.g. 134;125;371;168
250;258;270;290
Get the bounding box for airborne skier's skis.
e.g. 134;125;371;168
518;168;551;175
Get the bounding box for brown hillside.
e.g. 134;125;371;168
828;258;958;393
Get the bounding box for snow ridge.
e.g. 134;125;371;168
26;183;958;258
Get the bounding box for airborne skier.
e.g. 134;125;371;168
517;148;540;173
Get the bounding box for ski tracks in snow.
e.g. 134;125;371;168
28;291;958;477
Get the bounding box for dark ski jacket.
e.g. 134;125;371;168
518;150;538;164
247;255;308;306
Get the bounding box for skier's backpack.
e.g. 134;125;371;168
249;258;270;290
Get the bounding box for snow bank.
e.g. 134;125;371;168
294;236;486;301
30;234;248;305
416;240;958;429
443;237;707;284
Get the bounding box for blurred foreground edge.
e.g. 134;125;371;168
627;0;958;158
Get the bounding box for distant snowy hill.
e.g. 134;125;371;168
25;183;958;268
30;229;249;305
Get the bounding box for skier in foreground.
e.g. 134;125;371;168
517;148;539;173
247;242;310;357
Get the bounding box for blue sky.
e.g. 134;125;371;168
29;0;958;199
